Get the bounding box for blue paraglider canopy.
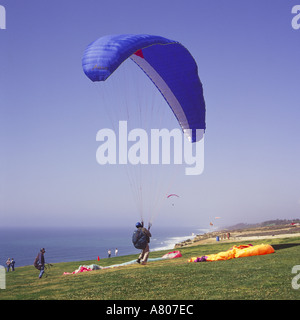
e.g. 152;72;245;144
82;34;206;142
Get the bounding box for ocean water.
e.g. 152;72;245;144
0;226;207;267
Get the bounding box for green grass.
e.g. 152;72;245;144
1;237;300;300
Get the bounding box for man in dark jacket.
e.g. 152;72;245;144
136;221;152;265
34;248;46;278
10;258;15;271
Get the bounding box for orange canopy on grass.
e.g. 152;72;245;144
188;244;275;262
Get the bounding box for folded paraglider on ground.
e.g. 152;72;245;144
188;244;275;262
63;251;182;275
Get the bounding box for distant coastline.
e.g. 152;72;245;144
174;219;300;248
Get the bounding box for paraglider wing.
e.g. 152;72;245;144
167;194;179;198
82;34;206;142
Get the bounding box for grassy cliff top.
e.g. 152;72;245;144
1;235;300;300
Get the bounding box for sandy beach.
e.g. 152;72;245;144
175;224;300;247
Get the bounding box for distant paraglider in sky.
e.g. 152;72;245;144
167;193;179;207
166;194;179;199
210;217;222;228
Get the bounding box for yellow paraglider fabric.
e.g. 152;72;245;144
188;244;274;262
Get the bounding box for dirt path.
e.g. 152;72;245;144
175;225;300;247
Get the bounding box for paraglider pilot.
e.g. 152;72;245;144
132;221;152;265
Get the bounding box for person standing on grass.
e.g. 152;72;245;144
33;248;46;278
133;221;152;265
5;258;10;272
10;258;15;271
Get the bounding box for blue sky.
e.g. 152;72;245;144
1;1;300;228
